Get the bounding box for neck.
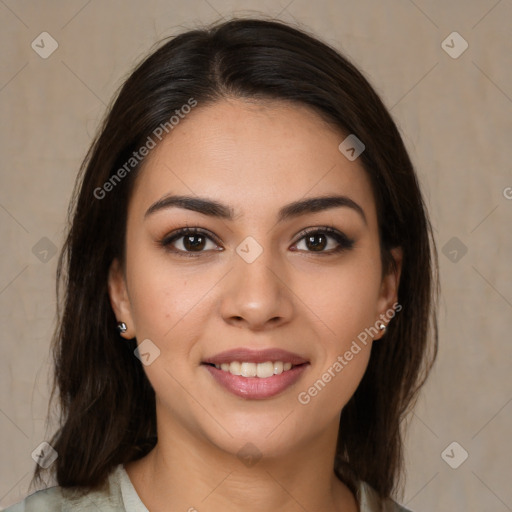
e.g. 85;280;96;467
125;413;357;512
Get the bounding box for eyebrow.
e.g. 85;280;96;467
144;194;367;225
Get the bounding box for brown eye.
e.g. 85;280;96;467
161;228;222;255
292;227;355;254
181;233;207;251
304;233;328;251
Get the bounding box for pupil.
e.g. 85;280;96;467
306;234;326;251
184;235;205;251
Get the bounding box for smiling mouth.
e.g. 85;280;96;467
202;361;308;379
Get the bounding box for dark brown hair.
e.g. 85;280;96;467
32;16;438;500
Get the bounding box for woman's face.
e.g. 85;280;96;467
109;98;401;459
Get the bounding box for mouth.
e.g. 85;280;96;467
201;361;308;378
201;347;310;399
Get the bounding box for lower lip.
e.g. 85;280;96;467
202;364;309;400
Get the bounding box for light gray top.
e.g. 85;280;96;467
4;464;411;511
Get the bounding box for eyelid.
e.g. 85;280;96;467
160;227;222;253
159;225;354;255
291;225;355;252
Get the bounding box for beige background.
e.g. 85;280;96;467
1;1;511;510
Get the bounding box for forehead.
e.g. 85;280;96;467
130;98;377;224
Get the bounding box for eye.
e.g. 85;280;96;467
160;227;222;256
160;225;354;257
291;227;355;254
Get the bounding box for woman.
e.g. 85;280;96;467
6;16;438;512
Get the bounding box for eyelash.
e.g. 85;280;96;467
159;226;355;258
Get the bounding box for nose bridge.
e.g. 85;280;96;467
236;241;279;291
220;236;292;328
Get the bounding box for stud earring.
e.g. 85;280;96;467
117;322;127;335
378;322;386;332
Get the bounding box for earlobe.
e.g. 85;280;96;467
107;258;135;338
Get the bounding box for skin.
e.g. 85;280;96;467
108;97;402;512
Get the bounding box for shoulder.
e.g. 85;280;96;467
3;466;125;512
357;481;413;512
3;486;64;512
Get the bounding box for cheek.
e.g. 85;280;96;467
292;253;381;408
296;269;377;414
124;251;215;394
125;247;211;342
297;254;383;347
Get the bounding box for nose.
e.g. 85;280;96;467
219;246;294;331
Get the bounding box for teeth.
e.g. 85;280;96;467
273;361;283;375
213;361;295;378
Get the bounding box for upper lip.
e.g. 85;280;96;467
202;347;309;365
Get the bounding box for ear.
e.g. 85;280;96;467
374;247;403;339
108;258;136;339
